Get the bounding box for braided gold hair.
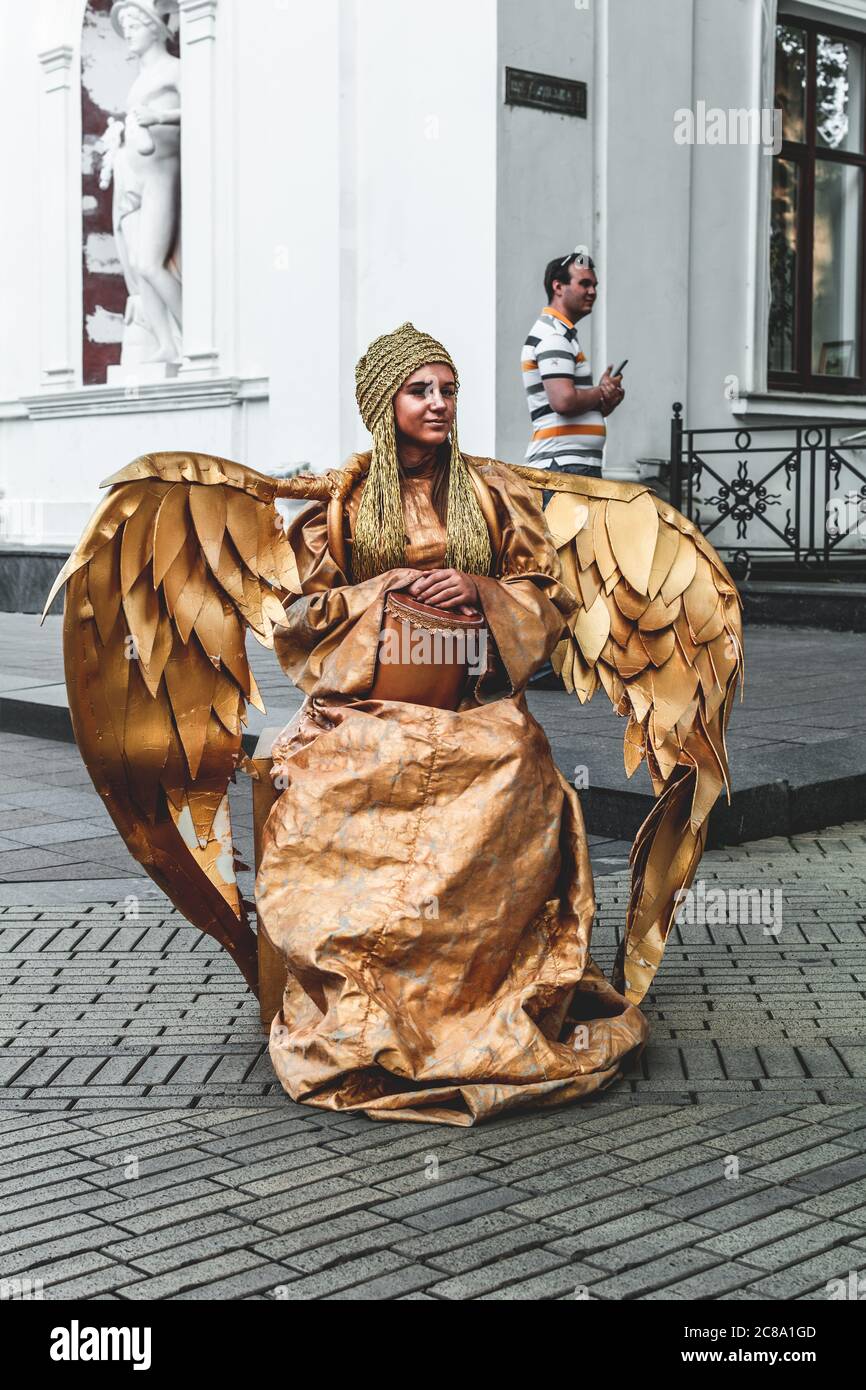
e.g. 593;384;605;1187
352;322;492;582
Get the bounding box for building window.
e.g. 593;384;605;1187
769;15;866;393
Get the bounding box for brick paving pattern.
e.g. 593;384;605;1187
2;1098;866;1299
0;810;865;1298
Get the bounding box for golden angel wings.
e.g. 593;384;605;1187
45;450;742;1004
518;463;744;1002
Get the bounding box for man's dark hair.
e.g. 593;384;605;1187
544;252;596;301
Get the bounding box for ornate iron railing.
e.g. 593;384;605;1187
669;403;866;577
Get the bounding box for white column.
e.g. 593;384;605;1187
37;43;77;389
596;0;694;480
593;0;639;481
263;0;344;475
355;0;498;455
177;0;219;379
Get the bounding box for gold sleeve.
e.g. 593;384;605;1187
471;463;577;697
273;500;419;695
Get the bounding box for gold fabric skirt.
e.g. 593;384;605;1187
256;692;648;1126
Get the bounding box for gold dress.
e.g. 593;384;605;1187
256;456;649;1126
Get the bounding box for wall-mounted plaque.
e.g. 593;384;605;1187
504;67;587;119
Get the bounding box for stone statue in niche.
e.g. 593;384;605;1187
109;0;182;376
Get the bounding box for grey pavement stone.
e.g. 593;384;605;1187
733;1218;861;1270
246;1187;397;1234
424;1222;556;1274
395;1186;531;1233
652;1176;776;1222
492;1151;620;1192
520;1185;660;1233
480;1261;603;1300
103;1212;246;1265
171;1263;299;1300
95;1184;253;1234
746;1141;857;1183
549;1217;712;1273
276;1222;416;1275
12;1247;114;1288
122;1226;258;1277
735;1244;866;1299
389;1208;528;1261
641;1155;748;1196
732;1125;849;1164
119;1249;280;1300
0;1223;131;1277
834;1203;866;1230
426;1248;569;1300
642;1260;762;1299
617;1144;734;1187
368;1175;503;1223
698;1114;811;1151
251;1209;391;1265
581;1247;725;1299
786;1150;866;1193
321;1264;438;1300
797;1176;866;1218
611;1124;714;1161
254;1249;411;1301
680;1180;798;1236
42;1264;148;1300
695;1208;821;1258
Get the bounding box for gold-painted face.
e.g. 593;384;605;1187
392;362;456;449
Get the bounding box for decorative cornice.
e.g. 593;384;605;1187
37;44;74;72
37;44;74;93
178;0;218;43
18;375;269;421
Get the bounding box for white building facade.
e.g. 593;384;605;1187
1;0;865;564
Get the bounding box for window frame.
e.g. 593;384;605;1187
770;11;866;395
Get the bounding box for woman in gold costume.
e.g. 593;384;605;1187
51;323;741;1132
256;322;649;1126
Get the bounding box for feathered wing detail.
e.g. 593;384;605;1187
507;466;744;1006
43;452;302;993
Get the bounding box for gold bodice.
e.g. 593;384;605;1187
344;458;448;571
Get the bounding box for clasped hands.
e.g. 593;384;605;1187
598;365;625;416
404;568;480;617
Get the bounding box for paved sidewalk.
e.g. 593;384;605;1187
2;1096;866;1299
1;812;865;1298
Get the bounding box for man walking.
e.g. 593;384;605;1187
521;247;624;500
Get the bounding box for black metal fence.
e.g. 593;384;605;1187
669;403;866;578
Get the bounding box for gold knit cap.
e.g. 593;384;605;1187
351;322;492;582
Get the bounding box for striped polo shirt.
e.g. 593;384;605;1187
521;305;605;468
